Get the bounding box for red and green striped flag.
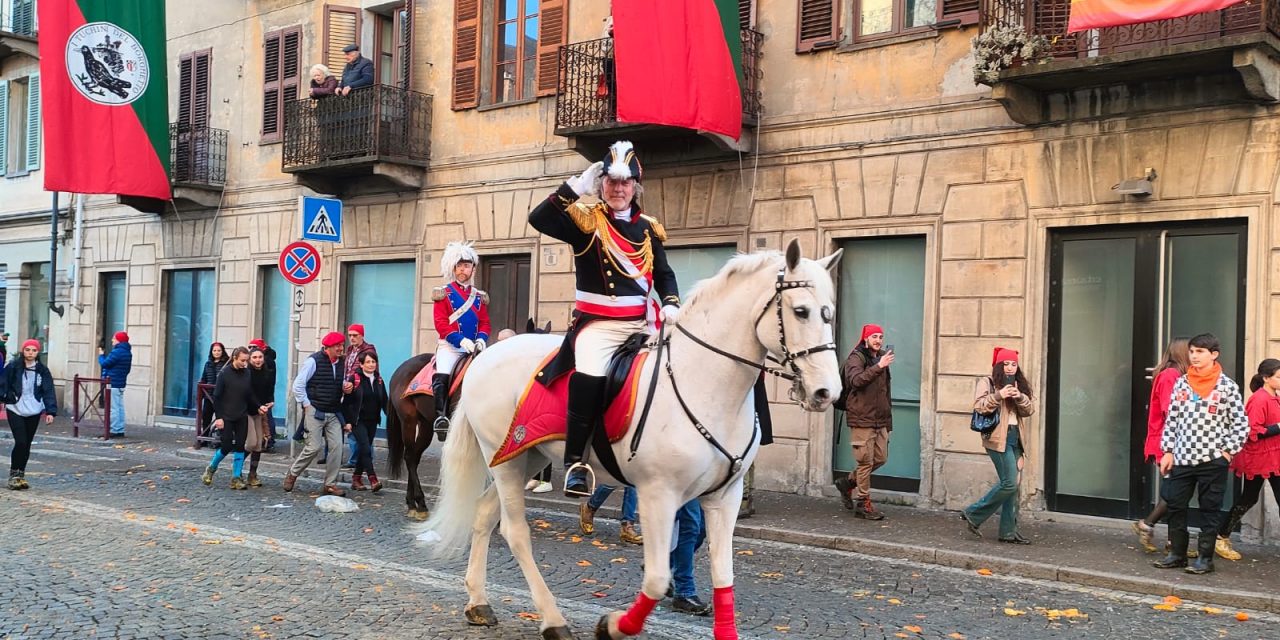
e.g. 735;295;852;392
38;0;169;211
1068;0;1246;32
613;1;744;141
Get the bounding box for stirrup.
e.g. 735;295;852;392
433;416;450;438
563;462;596;498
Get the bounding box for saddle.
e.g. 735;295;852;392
401;353;474;401
491;333;652;467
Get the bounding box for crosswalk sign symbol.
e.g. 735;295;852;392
300;196;343;243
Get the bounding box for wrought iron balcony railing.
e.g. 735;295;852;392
555;28;764;133
981;0;1280;60
170;123;227;188
282;84;431;172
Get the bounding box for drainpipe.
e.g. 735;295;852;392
49;192;65;317
71;194;85;312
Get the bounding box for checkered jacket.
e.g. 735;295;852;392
1161;374;1249;466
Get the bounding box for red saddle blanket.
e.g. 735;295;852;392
490;349;650;467
402;356;471;400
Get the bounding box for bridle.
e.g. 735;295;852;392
626;267;836;495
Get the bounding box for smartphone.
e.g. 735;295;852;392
1002;374;1016;388
884;344;895;355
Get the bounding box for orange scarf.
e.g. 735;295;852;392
1187;362;1222;398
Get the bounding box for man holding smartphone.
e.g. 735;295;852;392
836;324;894;520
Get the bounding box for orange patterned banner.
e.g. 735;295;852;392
1068;0;1247;32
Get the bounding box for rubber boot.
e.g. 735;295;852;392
562;373;606;498
432;374;452;438
1186;534;1216;574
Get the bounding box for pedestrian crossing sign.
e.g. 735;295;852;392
300;196;343;243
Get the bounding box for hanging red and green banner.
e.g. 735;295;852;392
1068;0;1247;33
38;0;170;211
612;0;744;141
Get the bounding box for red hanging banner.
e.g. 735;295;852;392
1068;0;1248;33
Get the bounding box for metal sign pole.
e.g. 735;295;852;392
288;286;304;460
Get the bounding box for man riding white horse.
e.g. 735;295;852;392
431;241;491;437
528;140;681;498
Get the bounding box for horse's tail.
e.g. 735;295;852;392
385;396;405;481
413;398;486;559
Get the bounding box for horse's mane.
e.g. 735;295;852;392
682;251;782;311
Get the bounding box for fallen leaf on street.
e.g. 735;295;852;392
271;616;285;622
351;564;369;570
1235;612;1249;621
1152;604;1178;612
737;550;754;556
774;626;789;632
759;572;784;579
176;498;191;504
1163;596;1183;606
1201;607;1222;615
888;598;902;605
976;568;993;576
576;560;592;567
904;625;923;633
592;592;608;598
610;558;627;564
570;536;583;543
947;634;965;639
363;528;374;534
517;612;541;621
202;540;222;545
582;579;598;584
1003;608;1025;616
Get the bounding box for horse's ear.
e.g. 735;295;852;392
817;248;843;274
542;321;552;334
785;238;802;271
525;318;536;334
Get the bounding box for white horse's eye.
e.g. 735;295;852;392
820;306;833;323
794;306;810;319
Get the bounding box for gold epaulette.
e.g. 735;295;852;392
567;203;599;234
641;214;667;242
476;289;490;305
431;286;447;302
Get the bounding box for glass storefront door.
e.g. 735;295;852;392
1047;222;1245;518
260;267;291;420
344;261;416;430
163;269;216;417
100;272;127;352
833;237;926;492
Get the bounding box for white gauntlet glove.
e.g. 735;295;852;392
660;305;681;325
566;161;604;197
475;339;487;352
460;338;476;353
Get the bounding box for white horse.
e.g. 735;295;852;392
416;239;843;640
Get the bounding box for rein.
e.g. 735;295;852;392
626;268;836;496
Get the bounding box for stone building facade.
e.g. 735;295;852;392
30;0;1280;541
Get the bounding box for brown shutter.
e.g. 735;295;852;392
324;5;362;76
452;0;481;109
282;28;302;103
796;0;840;53
192;51;211;127
940;0;980;26
535;0;568;97
178;54;193;125
262;31;282;141
739;0;753;28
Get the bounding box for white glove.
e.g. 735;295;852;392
566;161;604;197
460;338;476;353
660;305;681;325
475;339;487;352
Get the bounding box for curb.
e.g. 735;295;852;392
173;450;1280;614
0;430;121;447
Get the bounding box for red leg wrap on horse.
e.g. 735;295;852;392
713;586;738;640
617;592;659;636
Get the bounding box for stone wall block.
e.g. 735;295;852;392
750;165;784;201
832;158;866;219
710;172;741;227
1237;118;1280;194
1053;139;1092;206
539;272;576;303
753;439;809;494
937;412;987;454
981;220;1026;259
661;176;691;230
941;222;982;260
1087;135;1125;204
1123;129;1168;198
861;156;897;217
751;201;787;232
685;174;714;229
785;162;840;221
979;298;1023;337
1164;126;1208;199
919;148;985;215
770;402;810;440
936;453;1000;510
941;183;1027;221
938;337;1022;376
937;374;981;413
1198;121;1251;197
938;298;980;336
891;152;927;216
939;259;1025;298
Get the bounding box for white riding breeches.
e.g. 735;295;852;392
435;341;466;375
574;319;648;377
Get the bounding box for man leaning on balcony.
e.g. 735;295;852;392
339;44;374;96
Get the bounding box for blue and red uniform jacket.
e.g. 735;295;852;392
432;282;491;348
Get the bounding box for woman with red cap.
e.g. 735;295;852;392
1212;358;1280;560
1132;338;1191;554
960;347;1035;544
97;331;133;438
1;339;58;489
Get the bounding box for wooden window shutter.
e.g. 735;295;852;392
535;0;568;97
452;0;481;109
193;51;211;127
940;0;980;26
0;80;8;176
178;55;194;125
796;0;840;53
282;29;302;103
26;74;39;171
262;31;282;141
739;0;753;28
324;5;362;76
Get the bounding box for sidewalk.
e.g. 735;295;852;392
11;416;1280;613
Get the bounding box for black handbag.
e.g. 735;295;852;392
970;377;999;433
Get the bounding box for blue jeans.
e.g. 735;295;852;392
964;427;1021;538
670;500;705;598
587;484;639;523
109;388;126;434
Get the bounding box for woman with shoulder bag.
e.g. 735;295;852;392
1132;338;1190;554
960;347;1035;544
341;351;387;492
245;347;276;487
2;339;57;490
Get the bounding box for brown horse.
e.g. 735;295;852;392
386;319;551;520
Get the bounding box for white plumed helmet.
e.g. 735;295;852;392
440;241;479;279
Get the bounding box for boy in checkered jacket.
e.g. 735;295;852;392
1154;333;1249;575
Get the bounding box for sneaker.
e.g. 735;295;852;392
531;481;553;494
1215;537;1242;561
7;476;20;490
229;477;247;491
579;501;597;535
833;476;856;511
670;596;712;616
620;522;643;545
525;478;541;491
855;496;885;521
201;466;215;486
247;473;263;488
1132;520;1157;553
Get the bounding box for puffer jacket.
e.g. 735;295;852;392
842;344;892;430
98;342;132;389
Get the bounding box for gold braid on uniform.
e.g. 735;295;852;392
571;205;654;279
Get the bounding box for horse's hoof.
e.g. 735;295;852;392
415;509;430;521
464;604;498;626
595;615;614;639
542;625;574;640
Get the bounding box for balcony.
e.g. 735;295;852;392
554;28;763;160
978;0;1280;124
282;85;432;195
118;123;228;213
0;4;38;62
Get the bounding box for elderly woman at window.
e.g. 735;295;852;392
310;64;338;98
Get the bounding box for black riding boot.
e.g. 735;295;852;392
1154;527;1190;569
563;373;606;498
432;374;452;439
1187;534;1217;574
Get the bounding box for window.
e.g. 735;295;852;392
24;262;49;356
375;13;395;85
480;254;531;334
344;261;416;428
262;27;301;143
259;266;291;420
0;74;40;176
178;50;211;126
100;272;127;353
796;0;978;52
324;5;362;80
451;0;567;109
8;0;35;36
162;269;216;416
739;0;755;28
396;4;413;89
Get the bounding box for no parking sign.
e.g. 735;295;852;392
278;241;322;285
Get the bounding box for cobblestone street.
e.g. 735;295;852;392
0;436;1273;639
